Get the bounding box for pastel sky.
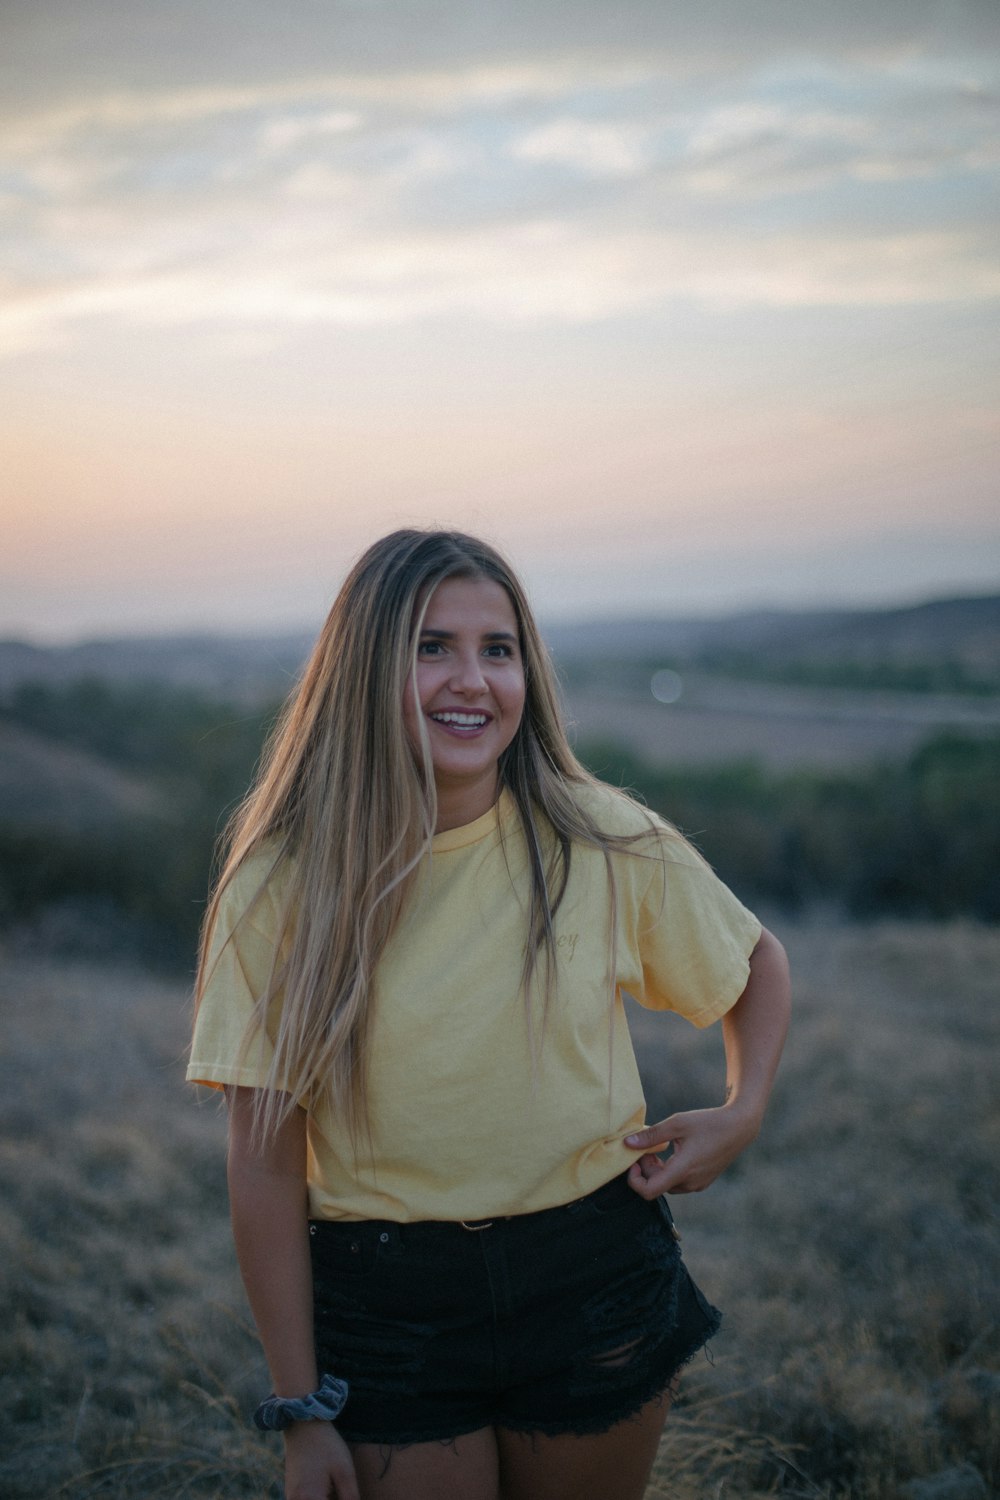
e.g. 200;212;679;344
2;0;999;640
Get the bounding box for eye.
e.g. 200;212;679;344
417;639;445;657
484;642;515;658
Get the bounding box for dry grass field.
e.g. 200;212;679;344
1;918;997;1500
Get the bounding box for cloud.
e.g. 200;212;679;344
3;0;999;112
0;17;997;359
4;219;996;363
256;109;363;156
511;119;654;178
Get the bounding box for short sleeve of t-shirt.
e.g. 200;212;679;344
186;850;294;1092
617;823;762;1028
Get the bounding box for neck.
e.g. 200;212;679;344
433;773;501;832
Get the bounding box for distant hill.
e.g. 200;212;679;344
1;593;998;698
0;633;312;700
0;721;164;831
544;593;1000;688
546;593;1000;656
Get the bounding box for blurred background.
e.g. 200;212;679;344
1;4;998;1498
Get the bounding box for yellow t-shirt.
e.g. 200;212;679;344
187;783;761;1222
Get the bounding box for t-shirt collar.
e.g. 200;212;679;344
431;788;516;853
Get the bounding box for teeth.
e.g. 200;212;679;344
431;711;488;727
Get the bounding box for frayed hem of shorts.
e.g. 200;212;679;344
336;1316;722;1447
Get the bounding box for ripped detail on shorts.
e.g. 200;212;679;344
566;1196;719;1412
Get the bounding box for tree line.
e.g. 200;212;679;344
581;734;1000;921
1;679;997;968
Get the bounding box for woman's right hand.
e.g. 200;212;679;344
284;1421;360;1500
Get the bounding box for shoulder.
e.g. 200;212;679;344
569;778;694;854
564;780;727;908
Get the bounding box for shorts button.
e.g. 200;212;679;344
379;1232;390;1243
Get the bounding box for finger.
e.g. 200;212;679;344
331;1450;361;1500
624;1116;682;1151
626;1159;654;1197
627;1154;676;1198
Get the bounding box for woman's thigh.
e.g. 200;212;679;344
496;1394;671;1500
350;1427;500;1500
348;1398;670;1500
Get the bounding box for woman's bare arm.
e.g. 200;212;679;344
626;926;791;1196
226;1087;359;1500
227;1087;316;1392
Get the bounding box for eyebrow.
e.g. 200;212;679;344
419;629;518;643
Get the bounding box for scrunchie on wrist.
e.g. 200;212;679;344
252;1372;349;1431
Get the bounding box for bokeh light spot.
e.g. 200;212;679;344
651;668;683;704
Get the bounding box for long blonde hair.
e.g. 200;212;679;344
195;528;653;1144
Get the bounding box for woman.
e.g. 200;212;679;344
188;529;790;1500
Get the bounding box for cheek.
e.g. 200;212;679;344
402;664;441;743
506;674;527;730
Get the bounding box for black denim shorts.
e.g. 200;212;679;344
308;1173;721;1445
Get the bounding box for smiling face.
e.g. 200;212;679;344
403;573;526;831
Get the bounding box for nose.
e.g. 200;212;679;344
449;650;487;695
